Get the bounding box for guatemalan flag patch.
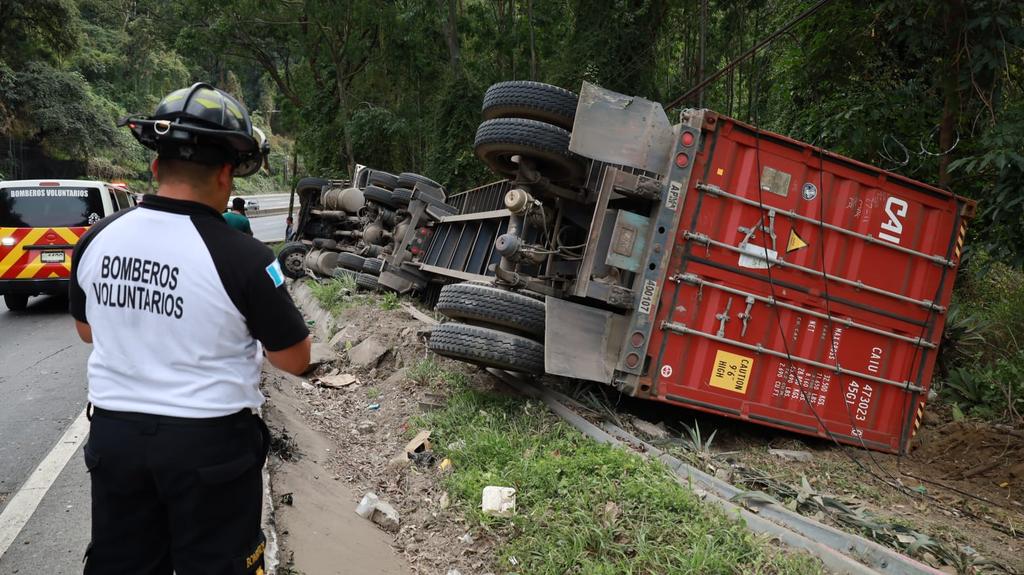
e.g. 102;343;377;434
266;260;285;288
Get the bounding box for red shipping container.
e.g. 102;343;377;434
639;112;974;454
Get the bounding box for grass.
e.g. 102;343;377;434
415;385;823;574
307;276;359;314
378;291;400;310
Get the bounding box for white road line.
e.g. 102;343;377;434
0;406;89;560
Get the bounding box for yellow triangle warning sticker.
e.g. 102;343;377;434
787;229;808;253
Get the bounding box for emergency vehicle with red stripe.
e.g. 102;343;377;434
0;180;136;310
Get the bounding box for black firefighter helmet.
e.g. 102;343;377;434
120;83;269;177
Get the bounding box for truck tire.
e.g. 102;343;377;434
362;257;385;275
428;322;544;374
391;187;413;206
333;267;357;280
367;170;399;190
4;294;28;311
363;185;396;208
355;272;380;291
474;118;584;184
295;176;329;194
277;242;310;279
337;252;366;271
397;172;442;193
482;81;579;130
436;282;545;339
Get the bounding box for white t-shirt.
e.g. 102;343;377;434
70;195;308;418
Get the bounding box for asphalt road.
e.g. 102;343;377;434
237;192;293;212
251;212;288;243
0;295;92;574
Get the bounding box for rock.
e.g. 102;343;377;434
348;337;390;368
447;570;462;575
356;420;376;435
300;381;315;391
306;342;336;371
481;486;516;517
329;325;362;352
318;373;358;388
439;492;450;509
371;499;400;532
458;532;474;545
768;448;814;463
384;367;409;386
632;419;669;439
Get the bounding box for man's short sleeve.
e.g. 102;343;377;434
242;258;308;351
191;215;308;351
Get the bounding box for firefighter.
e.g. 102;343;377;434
69;83;311;574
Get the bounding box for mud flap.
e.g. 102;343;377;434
544;296;627;383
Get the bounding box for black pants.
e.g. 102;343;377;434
83;407;270;575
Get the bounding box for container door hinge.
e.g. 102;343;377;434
737;296;755;337
715;297;733;337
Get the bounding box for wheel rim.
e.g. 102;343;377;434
284;251;305;275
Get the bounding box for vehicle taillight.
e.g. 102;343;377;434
39;181;60;187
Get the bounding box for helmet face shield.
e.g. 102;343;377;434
120;83;269;178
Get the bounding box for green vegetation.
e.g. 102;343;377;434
378;292;400;311
4;2;1023;421
417;385;822;574
939;253;1024;423
307;276;357;315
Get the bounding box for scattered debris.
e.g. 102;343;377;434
481;486;516;517
601;501;620;527
279;492;294;506
632;419;669;439
306;342;336;371
317;373;358;388
347;336;390;368
387;453;411;471
458;533;474;545
328;325;362;352
405;430;432;456
419;391;447;412
447;570;462;575
368;403;380;411
300;381;315;392
768;448;815;463
447;439;466;451
356;420;376;435
402;302;439;325
439;458;452;472
355;492;401;532
439;492;450;509
384;367;409;386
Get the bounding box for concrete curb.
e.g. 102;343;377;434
290;280;337;342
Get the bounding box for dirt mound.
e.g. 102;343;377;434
910;420;1024;490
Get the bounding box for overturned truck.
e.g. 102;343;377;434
424;81;975;454
277;168;456;290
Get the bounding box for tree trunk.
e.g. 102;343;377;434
444;0;462;75
527;0;537;80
